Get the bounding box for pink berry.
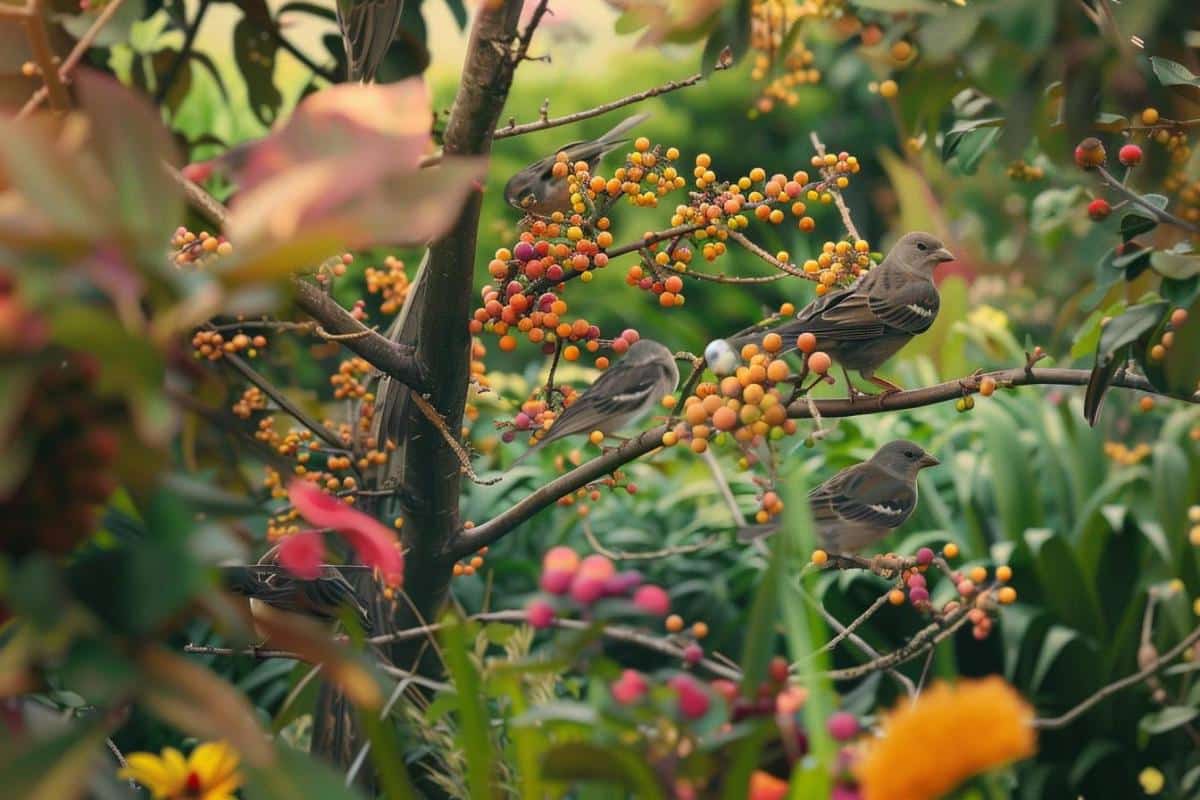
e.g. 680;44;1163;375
621;328;640;344
683;643;703;664
826;711;859;742
611;338;630;355
540;569;573;595
578;554;615;580
611;669;648;705
669;675;710;719
909;586;930;604
527;599;555;629
542;546;580;574
906;573;926;588
632;584;671;616
916;547;934;565
602;570;643;596
514;241;535;261
546;265;564;282
1118;143;1143;166
570;575;606;605
957;579;977;597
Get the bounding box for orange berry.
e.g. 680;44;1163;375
498;335;517;352
1139;396;1155;413
943;542;959;559
811;549;828;565
766;360;789;382
712;406;738;431
666;614;684;633
762;332;783;353
889;589;906;606
979;376;996;397
691;621;709;639
796;332;817;353
807;351;832;374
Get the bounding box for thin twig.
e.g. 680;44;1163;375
1096;166;1200;234
220;350;344;449
726;230;813;279
22;0;71;111
1035;623;1200;729
409;391;500;486
700;447;746;526
809;132;860;241
17;0;128;118
492;63;730;141
511;0;550;65
155;0;211;105
802;589;893;662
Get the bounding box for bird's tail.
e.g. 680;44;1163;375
595;112;651;155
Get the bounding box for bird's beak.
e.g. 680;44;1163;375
918;453;940;468
932;247;954;263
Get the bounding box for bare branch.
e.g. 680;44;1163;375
18;0;128;117
22;0;71;111
1096;165;1200;234
291;277;430;393
583;519;720;561
1035;623;1200;729
219;349;344;449
493;63;730;141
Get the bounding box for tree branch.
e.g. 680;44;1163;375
449;425;668;559
291;277;430;393
786;366;1192;419
22;0;71;111
219;349;344;449
155;0;210;105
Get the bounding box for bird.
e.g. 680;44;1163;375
731;232;953;398
513;338;679;464
336;0;406;83
739;440;939;552
503;112;650;216
219;563;373;638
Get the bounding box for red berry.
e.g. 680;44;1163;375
539;569;572;595
916;546;934;565
527;599;555;629
1087;198;1111;221
683;643;703;664
768;656;790;684
1118;143;1143;167
826;711;859;741
569;575;606;605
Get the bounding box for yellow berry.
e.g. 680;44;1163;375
666;614;684;633
943;542;959;559
879;80;899;99
589;430;605;445
811;549;829;566
995;565;1012;582
997;587;1017;605
1141;108;1160;126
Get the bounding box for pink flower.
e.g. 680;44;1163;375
277;530;325;579
288;480;404;586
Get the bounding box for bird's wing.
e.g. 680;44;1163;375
867;271;940;334
784;274;887;342
338;0;406;83
559;112;651;167
809;462;916;530
544;359;675;440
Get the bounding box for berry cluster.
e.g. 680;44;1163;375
1149;308;1189;362
1005;160;1045;182
231;386;266;419
364;255;412;315
171;227;232;268
803;238;876;295
526;546;673;628
748;0;821;114
1;355;120;556
452;543;488;577
190;329;267;361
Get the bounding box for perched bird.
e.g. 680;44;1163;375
733;232;953;398
514;338;679;463
336;0;406;83
740;440;939;552
504;112;650;216
220;564;372;637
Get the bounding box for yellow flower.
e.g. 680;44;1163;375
118;741;241;800
856;677;1035;800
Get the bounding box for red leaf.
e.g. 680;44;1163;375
287;481;403;586
277;529;325;579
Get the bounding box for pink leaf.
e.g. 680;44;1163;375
288;480;404;587
277;529;326;580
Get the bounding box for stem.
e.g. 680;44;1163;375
1096;165;1200;234
18;0;128;117
23;0;71;111
155;0;211;105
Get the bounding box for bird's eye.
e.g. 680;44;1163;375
916;242;928;251
904;450;915;458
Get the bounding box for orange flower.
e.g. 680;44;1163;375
856;676;1035;800
748;770;789;800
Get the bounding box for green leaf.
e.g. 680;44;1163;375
234;17;283;126
849;0;943;10
979;402;1041;541
1084;301;1168;424
942;125;1002;174
1139;706;1198;735
243;741;368;799
439;612;495;800
1150;56;1200;88
0;713;113;800
1024;530;1104;638
541;742;665;799
1151;250;1200;279
1120;213;1157;240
